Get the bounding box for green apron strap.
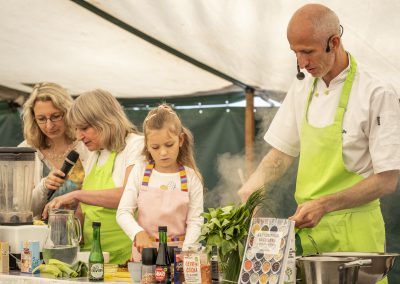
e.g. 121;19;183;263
81;151;132;264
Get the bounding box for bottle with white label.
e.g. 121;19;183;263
89;221;104;281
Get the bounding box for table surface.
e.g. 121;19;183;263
0;271;135;284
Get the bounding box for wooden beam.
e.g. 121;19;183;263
245;87;255;177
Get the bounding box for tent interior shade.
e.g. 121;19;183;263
0;0;399;98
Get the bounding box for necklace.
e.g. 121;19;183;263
44;142;75;162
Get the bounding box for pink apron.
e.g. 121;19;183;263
132;162;190;260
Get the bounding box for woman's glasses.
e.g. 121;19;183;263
35;113;64;124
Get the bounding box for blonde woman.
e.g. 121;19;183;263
19;82;87;219
43;89;144;265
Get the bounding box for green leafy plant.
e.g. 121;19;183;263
199;188;270;283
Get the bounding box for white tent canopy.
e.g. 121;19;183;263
0;0;399;98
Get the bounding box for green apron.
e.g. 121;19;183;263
80;152;132;264
296;55;386;282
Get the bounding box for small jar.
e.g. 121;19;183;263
141;247;157;284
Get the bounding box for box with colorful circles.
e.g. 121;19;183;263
238;218;295;284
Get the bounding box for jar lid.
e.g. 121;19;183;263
0;147;36;161
142;247;157;265
158;226;167;232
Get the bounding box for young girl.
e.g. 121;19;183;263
117;104;204;257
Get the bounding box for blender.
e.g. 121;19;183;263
0;147;49;269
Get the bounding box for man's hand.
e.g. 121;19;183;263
133;231;153;254
238;186;256;203
42;191;79;219
289;199;327;229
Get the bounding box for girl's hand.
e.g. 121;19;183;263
45;169;66;190
133;231;153;254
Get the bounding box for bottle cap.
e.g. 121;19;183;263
158;226;167;232
212;245;218;255
142;247;157;265
92;221;101;227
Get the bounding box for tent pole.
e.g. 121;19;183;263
245;87;255;178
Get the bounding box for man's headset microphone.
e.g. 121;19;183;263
296;25;343;80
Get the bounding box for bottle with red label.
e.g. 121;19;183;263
155;226;171;283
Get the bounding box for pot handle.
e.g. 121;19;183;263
338;259;372;284
307;234;320;255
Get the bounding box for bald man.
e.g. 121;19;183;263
239;4;399;280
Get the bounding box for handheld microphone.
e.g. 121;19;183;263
296;63;305;80
47;150;80;201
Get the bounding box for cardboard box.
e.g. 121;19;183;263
0;241;9;273
20;240;40;273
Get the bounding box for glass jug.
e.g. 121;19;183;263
43;209;82;265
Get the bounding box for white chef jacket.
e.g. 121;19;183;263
265;58;400;177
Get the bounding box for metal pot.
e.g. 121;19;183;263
320;252;399;284
297;256;371;284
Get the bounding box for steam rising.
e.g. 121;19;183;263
206;107;297;218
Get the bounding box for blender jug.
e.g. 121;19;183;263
43;209;82;265
0;147;36;225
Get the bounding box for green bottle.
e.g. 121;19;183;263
89;221;104;281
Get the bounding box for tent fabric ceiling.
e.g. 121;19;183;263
0;0;399;98
0;0;230;98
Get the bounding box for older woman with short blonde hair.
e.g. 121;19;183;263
67;89;138;152
44;89;144;265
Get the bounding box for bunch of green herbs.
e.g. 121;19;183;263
199;188;270;283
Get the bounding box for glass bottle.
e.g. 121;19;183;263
211;246;219;284
168;246;177;281
89;221;104;281
155;226;171;283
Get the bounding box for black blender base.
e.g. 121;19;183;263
9;252;44;271
9;253;20;270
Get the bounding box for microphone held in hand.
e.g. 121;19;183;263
59;150;80;179
47;150;80;201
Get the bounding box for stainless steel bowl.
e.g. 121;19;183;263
320;252;399;284
297;256;361;284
